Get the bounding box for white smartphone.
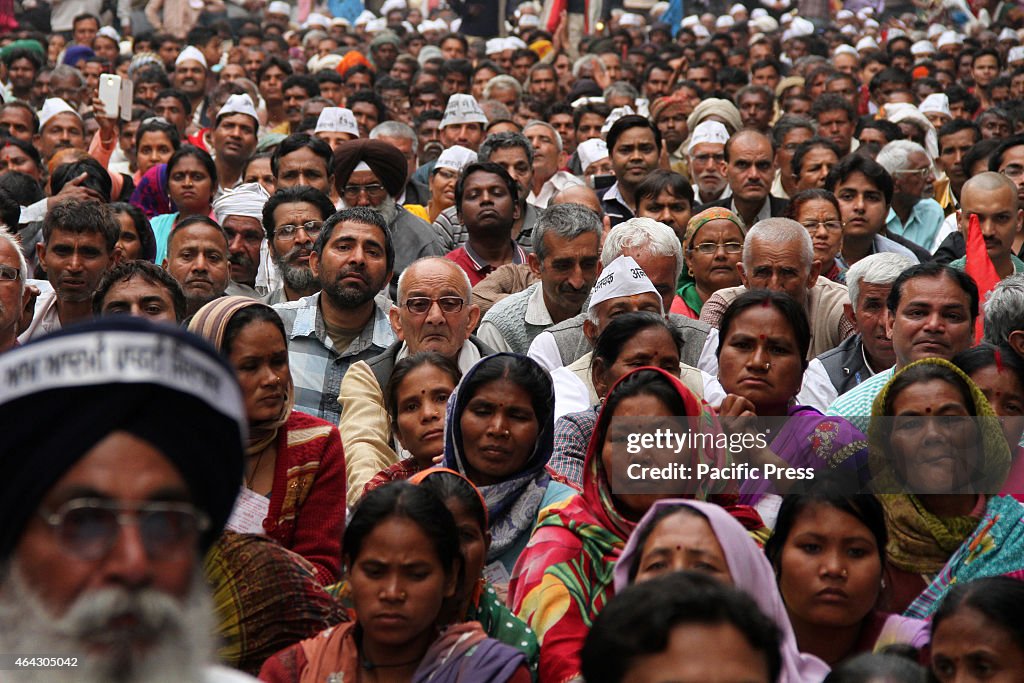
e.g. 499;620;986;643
98;73;121;119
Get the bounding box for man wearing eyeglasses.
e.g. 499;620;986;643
338;257;492;506
262;187;337;305
686;121;731;206
877;140;945;253
0;226;30;353
0;318;255;683
273;207;396;423
332;139;444;301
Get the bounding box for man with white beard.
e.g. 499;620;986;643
332;139;445;300
0;318;254;683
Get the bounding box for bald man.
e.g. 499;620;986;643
950;172;1024;279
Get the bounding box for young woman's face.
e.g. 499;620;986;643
777;503;881;631
394;363;456;466
227;320;290;424
460;378;539;487
348;516;456;650
932;606;1024;683
114;212;143;261
969;364;1024;452
168;155;214;213
136;130;176;176
445;496;488;603
635;510;731;585
595;326;681;399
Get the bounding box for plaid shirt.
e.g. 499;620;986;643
549;406;599;488
273;292;395;424
825;365;896;433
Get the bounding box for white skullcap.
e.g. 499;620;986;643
365;17;387;32
578;138;609;171
919;93;951;118
440;94;487;129
887;28;906;39
1009;46;1024;64
331;17;350;26
571;96;606;108
213;182;270;223
601;105;636;135
450;17;462;31
355;10;376;25
751;7;767;18
38;97;81;130
267;1;290;14
681;15;700;28
97;26;121;42
651;2;670;19
175;45;207;68
434;145;477;172
715;15;735;29
486;38;505;54
315;107;359;136
937;30;960;48
1000;27;1018;42
856;7;873;18
750;16;778;32
790;17;814;37
380;0;407;14
308;53;343;72
834;44;858;57
926;24;944;38
519;13;540;27
692;24;710;39
780;11;794;24
863;17;879;28
911;39;936;55
687;120;729;154
856;36;879;51
836;9;853;19
840;24;857;36
217;94;258;124
506;36;527;48
588;255;660;312
729;3;746;13
304;12;331;29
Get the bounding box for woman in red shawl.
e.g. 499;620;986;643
508;367;763;683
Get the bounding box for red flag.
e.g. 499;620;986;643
964;212;1000;343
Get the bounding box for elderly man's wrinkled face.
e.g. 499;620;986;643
164;224;230;313
390;259;479;358
739;236;818;307
440;122;484;152
0;237;28;343
3;432;210;682
531;230;601;321
221;215;264;287
36;113;86;161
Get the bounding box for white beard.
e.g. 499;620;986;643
338;195;400;225
0;564;215;683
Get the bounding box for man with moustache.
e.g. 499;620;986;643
262;186;336;305
332;139;444;301
949;173;1024;279
798;253;914;411
273;207;396;423
600;115;662;227
699;129;789;227
280;75;319;135
21;200;117;342
163;217;232;316
0;317;256;683
337;257;492;505
212;94;259;192
686;121;731;205
476;204;602;354
34;97;86;163
0;226;30;352
173;46;209;127
213;183;270;296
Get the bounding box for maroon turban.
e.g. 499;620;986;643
332;139;408;198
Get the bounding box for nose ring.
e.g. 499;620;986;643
763;362;771;370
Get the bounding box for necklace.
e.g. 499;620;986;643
246;448;266;489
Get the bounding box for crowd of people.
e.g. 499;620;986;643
4;0;1024;681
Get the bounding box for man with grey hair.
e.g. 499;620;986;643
699;217;854;359
528;216;716;373
370;121;427;205
984;274;1024;356
476;204;603;353
0;226;29;353
877;139;945;250
482;75;523;110
798;252;915;411
524;120;584;208
337;257;492;506
432;131;539;253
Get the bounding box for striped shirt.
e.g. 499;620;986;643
824;365;896;433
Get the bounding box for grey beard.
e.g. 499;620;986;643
274;256;318;293
0;564;215;683
339;195;399;225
